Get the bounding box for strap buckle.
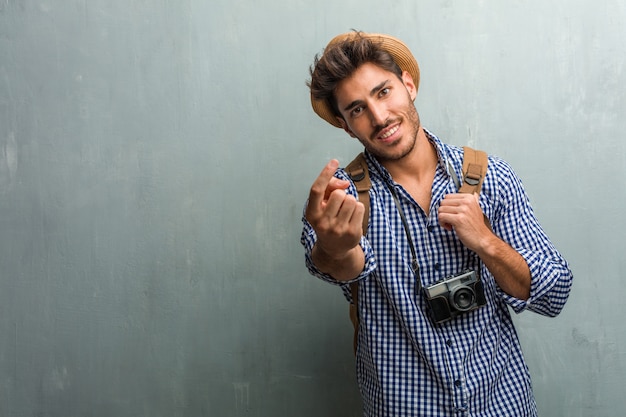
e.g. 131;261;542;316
464;173;481;186
463;163;482;187
349;168;366;182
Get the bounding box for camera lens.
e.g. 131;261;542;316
450;287;476;311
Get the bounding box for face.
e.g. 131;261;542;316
335;62;420;162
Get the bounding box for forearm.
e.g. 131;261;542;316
476;234;531;300
311;243;365;282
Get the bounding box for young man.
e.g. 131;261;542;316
301;31;573;416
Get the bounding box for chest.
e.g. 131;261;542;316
401;182;433;216
393;169;437;216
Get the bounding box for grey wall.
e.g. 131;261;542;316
0;1;624;416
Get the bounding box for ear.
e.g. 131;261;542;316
401;70;417;101
337;117;357;138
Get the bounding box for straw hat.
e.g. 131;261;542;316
310;32;420;128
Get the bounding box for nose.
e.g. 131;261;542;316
368;102;388;127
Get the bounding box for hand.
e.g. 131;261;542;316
305;160;365;260
438;193;490;252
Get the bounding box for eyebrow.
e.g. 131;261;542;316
342;79;390;112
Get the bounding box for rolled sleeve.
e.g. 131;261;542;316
499;248;573;316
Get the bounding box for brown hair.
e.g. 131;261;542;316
307;31;403;122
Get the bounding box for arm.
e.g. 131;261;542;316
439;158;573;316
304;160;366;281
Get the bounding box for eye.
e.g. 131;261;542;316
378;87;390;97
350;105;365;117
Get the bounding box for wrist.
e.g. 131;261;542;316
314;243;355;262
312;244;364;281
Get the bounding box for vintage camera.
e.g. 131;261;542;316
424;270;486;324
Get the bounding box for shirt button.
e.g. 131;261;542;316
446;339;453;347
434;262;440;270
454;380;462;387
428;225;435;232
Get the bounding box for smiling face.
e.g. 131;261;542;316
335;62;420;162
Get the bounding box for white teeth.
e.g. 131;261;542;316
380;125;399;139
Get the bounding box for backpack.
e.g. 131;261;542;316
343;147;489;354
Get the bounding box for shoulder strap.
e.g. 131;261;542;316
459;146;488;194
459;146;491;230
344;152;371;355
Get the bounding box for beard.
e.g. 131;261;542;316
358;101;421;163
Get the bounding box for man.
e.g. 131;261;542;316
301;31;573;416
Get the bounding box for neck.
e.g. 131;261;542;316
381;127;438;183
380;126;438;215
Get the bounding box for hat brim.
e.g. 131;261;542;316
310;32;420;128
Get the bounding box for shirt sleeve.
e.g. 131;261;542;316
487;157;573;316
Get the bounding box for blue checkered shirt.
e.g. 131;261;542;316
301;130;573;416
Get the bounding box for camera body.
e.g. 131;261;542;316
424;269;486;324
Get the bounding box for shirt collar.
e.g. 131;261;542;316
362;127;454;183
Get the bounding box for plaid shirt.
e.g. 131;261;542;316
301;130;573;416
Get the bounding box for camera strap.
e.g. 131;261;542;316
382;180;423;291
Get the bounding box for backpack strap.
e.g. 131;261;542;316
459;146;488;194
344;152;371;355
458;146;491;230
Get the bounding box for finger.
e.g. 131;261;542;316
324;188;355;219
442;193;465;203
438;198;459;213
332;193;358;223
350;201;366;234
326;196;365;237
324;177;350;200
308;160;340;209
438;210;454;227
442;222;453;231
